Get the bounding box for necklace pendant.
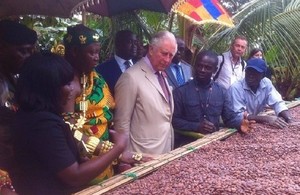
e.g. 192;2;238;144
81;74;87;84
80;100;88;112
73;130;83;141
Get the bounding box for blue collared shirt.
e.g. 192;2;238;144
228;78;288;116
170;62;184;80
172;80;242;132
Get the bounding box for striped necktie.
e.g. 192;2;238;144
124;60;131;70
174;64;184;86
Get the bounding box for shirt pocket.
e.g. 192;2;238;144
183;101;202;121
208;100;223;116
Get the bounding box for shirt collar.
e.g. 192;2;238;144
172;61;182;66
114;54;132;66
242;78;267;92
228;51;242;64
143;56;156;74
194;79;214;89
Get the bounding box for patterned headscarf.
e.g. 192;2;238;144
63;24;100;48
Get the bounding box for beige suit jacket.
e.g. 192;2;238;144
114;58;174;155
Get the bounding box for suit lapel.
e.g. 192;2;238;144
140;62;170;103
181;62;192;82
112;58;123;75
165;65;178;88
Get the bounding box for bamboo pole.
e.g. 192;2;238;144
75;128;236;195
76;100;300;194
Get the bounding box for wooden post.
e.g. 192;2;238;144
82;10;87;25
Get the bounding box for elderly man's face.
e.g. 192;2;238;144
148;39;177;72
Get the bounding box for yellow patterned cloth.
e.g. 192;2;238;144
75;70;115;183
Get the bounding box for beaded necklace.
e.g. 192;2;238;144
79;74;88;118
61;74;143;161
197;82;213;118
61;74;115;158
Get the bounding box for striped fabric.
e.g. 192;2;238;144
175;0;234;27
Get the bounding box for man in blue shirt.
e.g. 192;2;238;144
228;58;292;128
165;38;192;89
172;50;243;146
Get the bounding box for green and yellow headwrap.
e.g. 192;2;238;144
63;24;100;47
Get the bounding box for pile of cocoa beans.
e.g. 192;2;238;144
109;107;300;194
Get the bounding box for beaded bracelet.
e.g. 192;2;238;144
0;182;15;192
0;172;15;192
99;140;114;154
85;136;100;155
132;153;143;161
61;112;80;121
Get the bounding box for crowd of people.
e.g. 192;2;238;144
0;20;296;194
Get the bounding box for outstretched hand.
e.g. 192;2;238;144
117;153;154;173
120;151;154;164
267;116;289;129
288;121;300;126
240;112;256;133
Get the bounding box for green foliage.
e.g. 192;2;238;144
20;16;80;51
203;0;300;99
17;10;174;62
84;11;173;62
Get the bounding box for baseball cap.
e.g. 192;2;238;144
246;58;267;73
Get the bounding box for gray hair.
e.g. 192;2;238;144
150;30;177;49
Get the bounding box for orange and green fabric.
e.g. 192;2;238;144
175;0;234;27
75;69;115;183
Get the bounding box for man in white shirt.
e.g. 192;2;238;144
214;35;248;89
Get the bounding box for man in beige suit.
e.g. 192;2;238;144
114;31;177;155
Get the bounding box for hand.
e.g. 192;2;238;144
109;129;127;150
240;111;256;133
267;116;289;129
120;151;154;164
197;118;216;134
287;121;300;126
61;76;82;113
